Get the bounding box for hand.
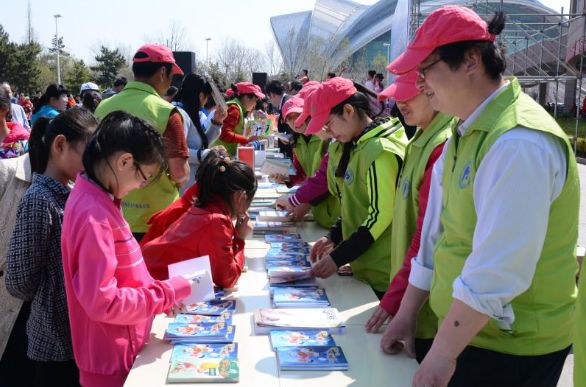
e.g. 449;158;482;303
380;311;416;357
270;173;289;184
167;302;186;317
365;305;392;333
212;106;227;124
290;203;310;221
275;195;293;210
211;145;229;158
248;135;266;142
310;236;335;262
412;348;457;387
235;213;253;239
310;255;338;278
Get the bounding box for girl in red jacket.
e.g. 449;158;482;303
142;150;257;288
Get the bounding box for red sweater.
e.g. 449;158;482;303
379;143;445;315
218;104;248;145
141;200;245;289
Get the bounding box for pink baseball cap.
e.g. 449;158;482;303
293;87;316;128
387;5;496;75
298;81;320;100
379;71;420;102
304;77;357;135
282;97;304;120
225;88;234;99
234;82;266;99
133;44;184;76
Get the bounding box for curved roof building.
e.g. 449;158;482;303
270;0;567;78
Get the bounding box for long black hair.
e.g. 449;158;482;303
28;108;98;174
176;74;213;148
195;149;257;213
82;111;166;192
33;84;68;114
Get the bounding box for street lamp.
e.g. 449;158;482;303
382;42;391;79
205;37;212;66
54;14;62;85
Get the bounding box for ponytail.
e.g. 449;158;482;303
196;149;256;211
28;108;98;174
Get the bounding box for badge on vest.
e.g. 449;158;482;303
344;169;354;185
459;162;472;189
401;179;410;198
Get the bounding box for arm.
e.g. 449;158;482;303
380;143;446;315
70;221;191;325
219;105;249;145
5;196;51;300
201;216;245;289
329;152;398;267
164;111;190;186
289;153;330;207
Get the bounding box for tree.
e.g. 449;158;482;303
264;40;283;77
0;25;42;93
65;59;91;96
215;38;267;84
49;36;67;56
91;46;126;88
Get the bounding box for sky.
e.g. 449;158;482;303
0;0;572;65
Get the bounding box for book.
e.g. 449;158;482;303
267;247;309;256
269;277;319;288
269;241;310;249
257;210;292;222
168;256;215;305
253;220;295;230
265;234;303;242
260;158;296;176
269;330;336;350
183;300;236;316
174;313;232;325
167;343;239;383
265;259;310;270
271;287;330;308
253;308;345;334
267;266;312;284
276;185;299;194
164;323;236;344
276;346;348;371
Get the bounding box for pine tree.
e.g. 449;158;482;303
65;59;91;96
91;46;126;88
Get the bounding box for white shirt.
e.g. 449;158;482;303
409;82;567;328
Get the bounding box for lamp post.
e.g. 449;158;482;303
205;37;212;66
54;14;62;85
383;42;391;79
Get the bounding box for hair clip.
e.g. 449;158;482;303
219;165;226;172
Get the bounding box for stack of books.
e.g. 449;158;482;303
166;343;239;383
264;234;304;243
164;322;235;344
265;237;316;286
257;210;292;222
269;329;336;349
253;307;346;334
271;287;331;308
183;299;236;316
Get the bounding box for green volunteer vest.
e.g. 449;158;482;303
94;81;179;233
295;135;340;228
430;78;579;355
327;118;407;292
575;272;586;387
213;99;245;157
389;112;454;339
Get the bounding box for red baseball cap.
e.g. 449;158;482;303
387;5;496;75
293;87;316;129
133;44;184;76
298;81;320;100
234;82;266;99
304;77;357;135
225;88;234;99
379;71;420;102
282;97;304;120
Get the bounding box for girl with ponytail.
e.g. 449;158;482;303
142;149;256;288
59;111;193;387
5;107;98;386
30;84;68;125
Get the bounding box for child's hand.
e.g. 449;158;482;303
236;213;253;239
270;173;289;184
365;305;392;333
310;236;335;262
310;255;338;278
275;195;293;210
290;203;310;221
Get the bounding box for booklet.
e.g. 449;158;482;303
265;234;303;242
271;287;330;308
167;343;239;383
269;241;310;249
174;313;232;325
253;308;345;334
266;259;310;270
164;323;235;344
168;256;215;305
269;330;336;350
269;278;319;288
261;158;296;176
267;247;309;256
183;300;236;316
276;346;348;371
257;210;292;222
267;266;312;284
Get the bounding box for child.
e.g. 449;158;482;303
5;108;99;386
307;77;408;298
142;149;257;288
60;111;193;387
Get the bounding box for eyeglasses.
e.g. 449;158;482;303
417;58;442;80
134;163;148;183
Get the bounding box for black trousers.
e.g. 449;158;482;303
448;345;570;387
33;360;80;387
0;301;34;387
414;338;434;364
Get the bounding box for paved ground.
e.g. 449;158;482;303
555;162;586;387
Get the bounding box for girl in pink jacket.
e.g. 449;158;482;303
61;111;192;387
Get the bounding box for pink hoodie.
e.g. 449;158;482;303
61;174;191;387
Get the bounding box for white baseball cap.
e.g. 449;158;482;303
79;82;100;95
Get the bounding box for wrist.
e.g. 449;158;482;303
426;336;460;362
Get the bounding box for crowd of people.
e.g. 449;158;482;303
0;5;584;387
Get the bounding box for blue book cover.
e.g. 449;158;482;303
265;234;303;242
174;313;232;325
272;287;330;306
170;343;238;363
269;278;319;288
276;346;348;370
266;260;310;270
270;242;310;249
183;299;236;316
269;330;336;350
268;266;312;284
266;249;309;258
165;322;230;339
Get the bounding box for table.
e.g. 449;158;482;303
124;191;418;386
